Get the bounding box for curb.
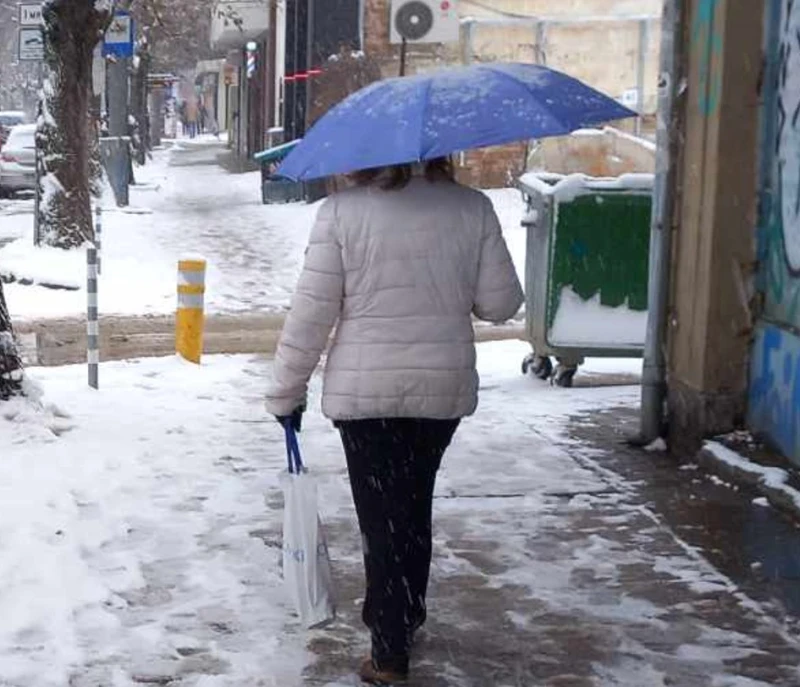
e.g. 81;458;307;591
697;441;800;521
14;314;526;368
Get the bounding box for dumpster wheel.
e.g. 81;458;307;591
522;354;554;381
552;364;577;388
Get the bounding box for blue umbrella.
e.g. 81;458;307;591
277;62;637;181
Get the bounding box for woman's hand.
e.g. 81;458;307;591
275;405;306;432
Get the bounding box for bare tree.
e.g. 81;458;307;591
35;0;226;244
37;1;113;248
0;280;23;401
125;0;225;164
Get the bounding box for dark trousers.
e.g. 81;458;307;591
337;418;460;673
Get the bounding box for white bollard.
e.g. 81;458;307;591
94;205;103;276
87;246;99;389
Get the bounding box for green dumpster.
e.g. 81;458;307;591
515;172;654;386
254;139;305;205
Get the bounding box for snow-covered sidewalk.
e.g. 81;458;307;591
0;140;527;321
2;342;799;686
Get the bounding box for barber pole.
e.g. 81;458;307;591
246;41;257;79
87;247;99;389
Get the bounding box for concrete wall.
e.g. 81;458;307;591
667;0;763;453
461;0;661;15
464;16;661;114
527;127;655;176
366;0;662;110
749;0;800;465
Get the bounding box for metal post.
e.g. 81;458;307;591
305;0;314;133
33;61;44;246
636;19;649;137
94;205;103;275
637;0;684;444
105;56;130;206
399;38;408;77
462;21;475;65
534;21;547;65
87;246;99;389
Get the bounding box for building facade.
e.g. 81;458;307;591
211;0;271;159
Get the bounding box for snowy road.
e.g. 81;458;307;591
2;343;799;686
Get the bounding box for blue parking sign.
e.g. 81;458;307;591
103;11;134;58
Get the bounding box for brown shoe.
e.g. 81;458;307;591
359;658;408;685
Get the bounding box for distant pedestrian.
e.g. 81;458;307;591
265;158;523;684
177;101;187;135
184;99;198;139
199;103;208;135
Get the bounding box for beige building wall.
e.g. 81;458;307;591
462;0;663;113
461;0;662;17
363;0;662;187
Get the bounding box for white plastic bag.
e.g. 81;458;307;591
281;425;336;628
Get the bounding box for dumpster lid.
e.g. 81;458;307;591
254;138;301;163
517;171;654;202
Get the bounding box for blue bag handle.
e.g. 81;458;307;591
284;423;305;474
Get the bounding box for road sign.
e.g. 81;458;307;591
103;11;134;58
18;27;44;61
19;3;43;26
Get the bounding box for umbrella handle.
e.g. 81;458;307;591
284;424;305;474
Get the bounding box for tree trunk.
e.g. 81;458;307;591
131;46;151;166
0;280;23;401
38;1;111;249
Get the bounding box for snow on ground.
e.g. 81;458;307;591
704;441;800;512
0;198;32;246
0;342;635;686
3;342;796;685
0;142;527;321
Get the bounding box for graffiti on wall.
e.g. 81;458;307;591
749;324;800;460
692;0;724;116
759;0;800;327
778;0;800;274
751;0;800;465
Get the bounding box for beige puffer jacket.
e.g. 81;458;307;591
265;178;524;421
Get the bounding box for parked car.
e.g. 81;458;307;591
0;124;36;197
0;111;26;149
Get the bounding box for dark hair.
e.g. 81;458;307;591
351;157;455;190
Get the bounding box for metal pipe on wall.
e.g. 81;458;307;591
635;19;649;137
638;0;684;444
534;21;547;65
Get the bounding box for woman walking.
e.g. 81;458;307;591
266;159;523;684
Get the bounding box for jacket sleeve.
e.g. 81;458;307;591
265;199;344;416
473;195;525;323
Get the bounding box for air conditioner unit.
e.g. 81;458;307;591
390;0;460;45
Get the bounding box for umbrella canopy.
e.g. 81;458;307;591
278;62;637;181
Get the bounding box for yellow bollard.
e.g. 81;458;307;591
176;259;206;364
